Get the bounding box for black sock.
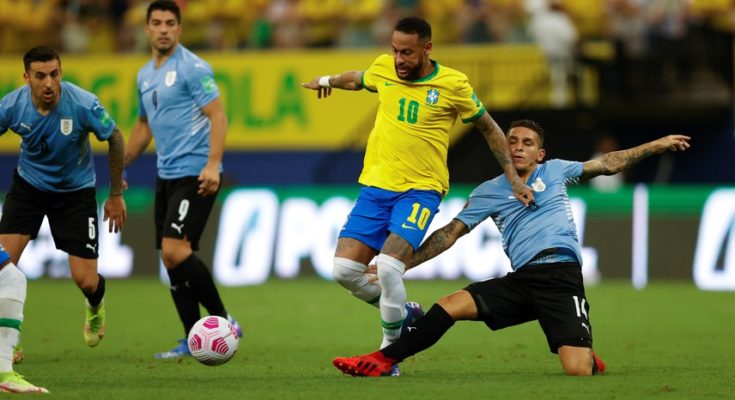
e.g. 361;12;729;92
179;253;227;318
381;304;455;362
167;262;201;336
84;274;106;307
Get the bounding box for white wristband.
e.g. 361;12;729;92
318;75;331;88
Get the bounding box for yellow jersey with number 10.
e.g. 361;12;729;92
358;54;486;195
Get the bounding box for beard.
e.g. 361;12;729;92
395;59;424;81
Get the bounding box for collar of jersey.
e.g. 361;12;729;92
407;60;439;83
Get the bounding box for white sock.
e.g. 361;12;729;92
332;257;381;307
376;254;406;349
0;263;26;373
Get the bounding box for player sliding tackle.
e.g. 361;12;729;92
303;16;534;376
333;120;691;377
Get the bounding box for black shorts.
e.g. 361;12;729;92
0;171;99;259
465;262;592;354
155;176;219;251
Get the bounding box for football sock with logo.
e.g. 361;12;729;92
179;254;227;318
82;274;105;307
380;304;455;362
167;261;201;335
376;254;407;349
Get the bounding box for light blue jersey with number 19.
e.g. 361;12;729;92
137;45;221;179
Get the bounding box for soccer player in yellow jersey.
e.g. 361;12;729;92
303;16;534;375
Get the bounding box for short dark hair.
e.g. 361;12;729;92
23;46;61;71
509;119;545;147
147;0;181;23
394;16;432;41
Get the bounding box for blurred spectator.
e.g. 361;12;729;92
300;0;344;47
646;0;692;94
62;0;118;54
420;0;463;45
0;0;64;54
604;0;648;99
338;0;383;47
527;0;579;108
265;0;304;48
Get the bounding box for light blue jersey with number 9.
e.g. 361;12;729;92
136;45;221;179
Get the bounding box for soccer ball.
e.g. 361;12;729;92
187;316;239;366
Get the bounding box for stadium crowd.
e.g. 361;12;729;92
0;1;732;99
0;0;732;52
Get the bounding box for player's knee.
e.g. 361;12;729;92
332;258;362;288
559;349;594;376
563;363;593;376
74;273;98;294
161;248;187;269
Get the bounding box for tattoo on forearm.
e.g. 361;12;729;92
476;114;513;170
409;222;459;268
599;143;656;175
108;129;125;194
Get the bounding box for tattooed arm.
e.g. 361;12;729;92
104;128;127;233
301;71;364;98
406;219;470;271
582;134;691;179
473;112;535;207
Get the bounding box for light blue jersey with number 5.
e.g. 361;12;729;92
0;81;116;192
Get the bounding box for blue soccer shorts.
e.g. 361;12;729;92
339;186;442;251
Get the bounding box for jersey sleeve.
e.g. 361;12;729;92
185;62;220;108
453;77;486;123
0;98;8;135
455;180;503;231
549;159;584;185
87;97;117;141
455;194;497;231
136;84;147;118
361;55;385;93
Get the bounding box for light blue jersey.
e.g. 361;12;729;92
456;159;584;270
137;45;220;179
0;81;115;192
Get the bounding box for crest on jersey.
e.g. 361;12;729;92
531;177;546;192
165;71;177;87
60;118;73;136
426;88;440;105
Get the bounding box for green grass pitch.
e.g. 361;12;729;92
16;278;735;399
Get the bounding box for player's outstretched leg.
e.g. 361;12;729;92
84;298;106;347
